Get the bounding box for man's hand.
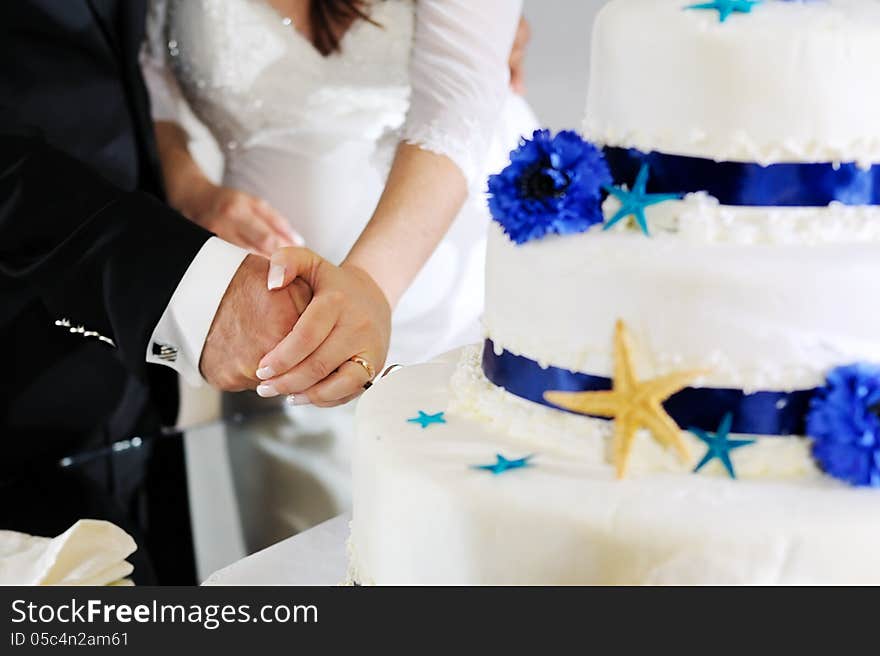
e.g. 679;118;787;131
509;16;531;95
200;254;313;391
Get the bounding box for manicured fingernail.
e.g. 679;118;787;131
292;233;305;247
256;366;276;380
285;395;311;407
268;264;285;290
256;383;279;398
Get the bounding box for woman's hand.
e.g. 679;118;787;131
185;183;303;258
254;247;392;407
154;121;302;256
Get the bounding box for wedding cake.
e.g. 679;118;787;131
349;0;880;585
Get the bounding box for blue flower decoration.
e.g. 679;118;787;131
487;130;611;245
806;364;880;488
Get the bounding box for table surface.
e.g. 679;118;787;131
203;513;351;586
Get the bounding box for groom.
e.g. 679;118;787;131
1;1;532;584
0;1;312;583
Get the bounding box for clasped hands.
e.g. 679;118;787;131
200;248;391;407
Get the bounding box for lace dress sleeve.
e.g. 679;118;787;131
140;0;190;125
402;0;523;185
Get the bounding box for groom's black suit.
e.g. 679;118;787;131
0;0;213;583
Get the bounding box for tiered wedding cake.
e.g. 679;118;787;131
349;0;880;585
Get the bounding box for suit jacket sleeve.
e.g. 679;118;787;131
0;127;212;378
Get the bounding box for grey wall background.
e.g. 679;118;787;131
522;0;605;130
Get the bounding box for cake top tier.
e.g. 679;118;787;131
585;0;880;166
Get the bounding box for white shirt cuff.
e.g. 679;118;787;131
147;237;249;386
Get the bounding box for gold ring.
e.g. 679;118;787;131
349;355;376;382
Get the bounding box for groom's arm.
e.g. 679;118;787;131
0;130;252;384
0;131;206;370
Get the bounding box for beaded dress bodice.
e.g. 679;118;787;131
155;0;414;158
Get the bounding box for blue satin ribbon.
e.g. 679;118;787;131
482;340;816;436
603;146;880;207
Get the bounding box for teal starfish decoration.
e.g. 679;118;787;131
603;164;682;236
689;413;756;479
472;454;534;475
685;0;763;23
407;411;446;429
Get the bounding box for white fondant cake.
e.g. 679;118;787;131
350;0;880;584
350;350;880;585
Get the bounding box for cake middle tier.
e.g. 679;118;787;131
484;222;880;391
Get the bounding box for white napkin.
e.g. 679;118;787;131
0;520;137;586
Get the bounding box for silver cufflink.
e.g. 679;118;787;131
152;342;179;363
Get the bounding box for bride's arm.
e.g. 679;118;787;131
345;0;523;306
140;0;300;256
255;0;523;406
341;145;466;307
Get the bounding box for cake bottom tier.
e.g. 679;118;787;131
350;349;880;585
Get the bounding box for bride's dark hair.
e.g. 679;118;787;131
311;0;380;56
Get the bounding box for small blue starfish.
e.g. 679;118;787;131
689;413;756;479
407;411;446;429
472;454;534;476
685;0;764;23
603;164;682;236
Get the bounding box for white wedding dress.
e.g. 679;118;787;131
142;0;536;559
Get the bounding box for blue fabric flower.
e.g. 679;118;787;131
806;364;880;488
487;130;611;245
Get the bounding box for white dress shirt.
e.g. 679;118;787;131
147;237;248;385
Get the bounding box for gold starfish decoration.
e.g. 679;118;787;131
544;320;706;479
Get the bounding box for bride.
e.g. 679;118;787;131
142;0;536;552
